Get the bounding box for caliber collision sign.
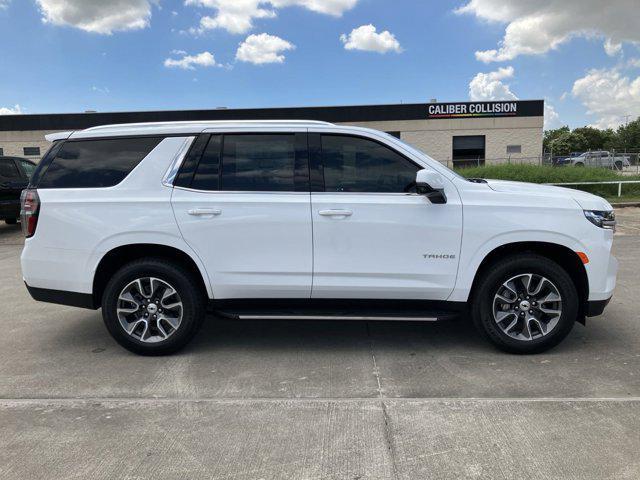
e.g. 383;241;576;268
426;100;543;119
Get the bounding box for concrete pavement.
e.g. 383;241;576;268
1;212;639;479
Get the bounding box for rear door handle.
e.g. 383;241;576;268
319;209;353;217
188;208;222;216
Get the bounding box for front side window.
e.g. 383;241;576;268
38;137;162;188
320;135;418;193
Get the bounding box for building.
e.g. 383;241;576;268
0;100;544;167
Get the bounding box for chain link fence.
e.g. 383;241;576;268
445;149;640;172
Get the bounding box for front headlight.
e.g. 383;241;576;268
584;210;616;230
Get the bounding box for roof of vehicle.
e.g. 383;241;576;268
45;120;337;141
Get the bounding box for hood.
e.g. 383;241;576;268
485;179;613;211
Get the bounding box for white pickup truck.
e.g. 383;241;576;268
562;151;630;169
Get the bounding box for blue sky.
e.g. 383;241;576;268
0;0;639;129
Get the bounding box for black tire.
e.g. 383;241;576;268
101;258;206;355
574;162;584;167
615;161;623;170
471;254;578;354
4;218;17;225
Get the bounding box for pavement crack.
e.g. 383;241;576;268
365;322;400;480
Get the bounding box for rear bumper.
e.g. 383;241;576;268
25;283;97;310
586;297;611;317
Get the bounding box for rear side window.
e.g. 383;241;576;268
188;133;308;192
38;137;162;189
221;134;297;192
320;135;418;193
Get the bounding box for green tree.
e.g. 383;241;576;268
548;131;589;156
543;126;569;153
573;126;615;151
611;117;640;151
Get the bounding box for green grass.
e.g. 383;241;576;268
455;164;640;199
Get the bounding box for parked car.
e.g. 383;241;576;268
21;121;618;355
0;156;36;224
553;152;583;166
561;151;630;169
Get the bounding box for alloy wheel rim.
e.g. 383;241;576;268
492;273;562;341
116;277;183;343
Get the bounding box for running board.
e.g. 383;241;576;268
234;314;440;322
209;299;465;322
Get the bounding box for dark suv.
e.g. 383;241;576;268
0;157;36;224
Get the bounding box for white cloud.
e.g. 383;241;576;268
628;58;640;69
236;33;294;64
604;38;622;57
92;86;110;94
469;66;518;101
340;25;402;54
0;1;10;10
164;51;219;70
456;0;640;63
186;0;357;34
572;67;640;128
0;104;23;115
36;0;154;34
544;103;560;129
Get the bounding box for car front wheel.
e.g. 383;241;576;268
101;258;206;355
471;254;578;354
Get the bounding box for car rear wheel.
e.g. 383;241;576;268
471;254;578;354
101;258;206;355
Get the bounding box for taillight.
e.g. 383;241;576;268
20;189;40;238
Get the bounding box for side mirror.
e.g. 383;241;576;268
415;169;447;204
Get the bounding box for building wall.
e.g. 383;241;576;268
0;115;543;166
342;116;543;165
0;130;57;161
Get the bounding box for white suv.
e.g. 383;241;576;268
20;121;618;355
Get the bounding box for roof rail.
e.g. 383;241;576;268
83;119;334;132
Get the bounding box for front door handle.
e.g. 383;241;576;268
188;208;222;216
319;209;353;217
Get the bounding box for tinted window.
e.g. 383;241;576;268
18;160;36;178
321;135;418;193
191;135;221;191
0;159;20;179
39;137;162;188
220;134;298;192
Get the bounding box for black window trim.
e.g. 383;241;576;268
314;133;423;195
175;132;310;193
